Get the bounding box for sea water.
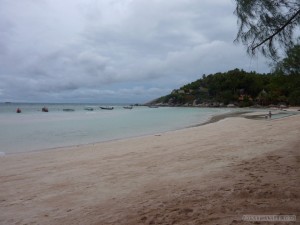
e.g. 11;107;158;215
0;103;230;153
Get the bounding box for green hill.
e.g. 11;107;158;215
151;68;300;107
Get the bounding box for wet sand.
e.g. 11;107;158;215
0;114;299;224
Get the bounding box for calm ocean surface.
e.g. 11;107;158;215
0;103;230;154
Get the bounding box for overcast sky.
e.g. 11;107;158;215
0;0;270;103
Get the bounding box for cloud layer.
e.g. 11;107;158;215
0;0;269;103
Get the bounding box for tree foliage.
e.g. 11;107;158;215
234;0;300;59
273;44;300;74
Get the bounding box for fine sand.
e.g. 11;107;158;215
0;114;299;225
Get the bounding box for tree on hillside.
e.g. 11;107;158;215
234;0;300;59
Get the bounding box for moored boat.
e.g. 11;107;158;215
42;107;49;112
63;108;75;112
100;106;114;110
84;107;94;111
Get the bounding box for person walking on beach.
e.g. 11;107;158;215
268;111;272;119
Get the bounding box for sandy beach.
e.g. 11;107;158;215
0;113;299;224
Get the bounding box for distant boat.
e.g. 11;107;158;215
16;108;21;113
42;107;48;112
123;106;133;109
63;108;75;112
100;106;114;110
148;105;159;108
84;107;94;111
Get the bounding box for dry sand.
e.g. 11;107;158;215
0;114;299;225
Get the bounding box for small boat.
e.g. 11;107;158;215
42;107;49;112
84;107;94;111
123;106;133;109
63;108;75;112
100;106;114;110
16;108;21;113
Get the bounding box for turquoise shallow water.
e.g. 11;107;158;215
0;103;230;153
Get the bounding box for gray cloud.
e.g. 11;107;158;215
0;0;269;103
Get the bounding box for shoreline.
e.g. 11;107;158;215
3;108;299;156
2;108;233;156
197;110;249;126
1;107;232;155
199;107;300;126
0;113;299;224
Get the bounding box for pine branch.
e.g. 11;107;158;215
251;9;300;51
